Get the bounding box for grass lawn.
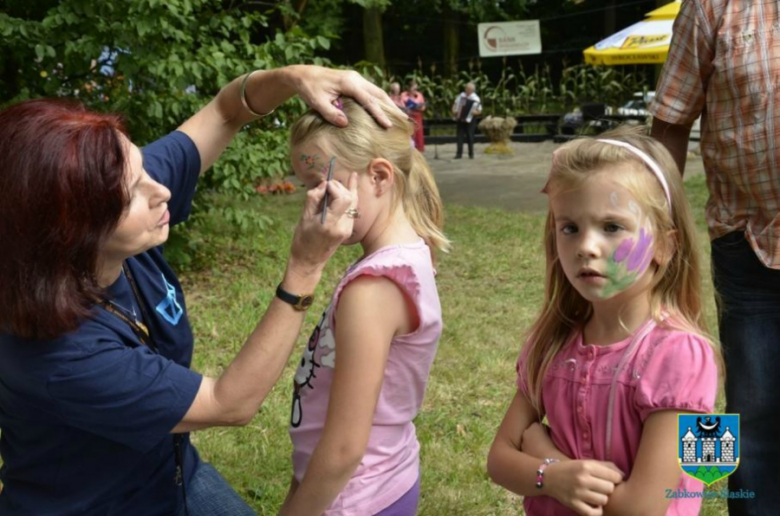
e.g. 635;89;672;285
182;172;728;515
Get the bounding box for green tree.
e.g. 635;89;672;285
0;0;331;267
350;0;390;67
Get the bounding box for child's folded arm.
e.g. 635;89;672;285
488;391;543;494
519;422;571;462
488;391;624;514
602;410;681;516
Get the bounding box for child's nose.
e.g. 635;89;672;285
577;232;601;259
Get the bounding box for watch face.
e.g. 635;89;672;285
301;296;314;308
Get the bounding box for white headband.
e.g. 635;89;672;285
597;139;672;214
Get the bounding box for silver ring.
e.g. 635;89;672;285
345;208;360;219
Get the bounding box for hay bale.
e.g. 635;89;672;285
478;116;517;155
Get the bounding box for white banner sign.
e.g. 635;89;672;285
478;20;542;57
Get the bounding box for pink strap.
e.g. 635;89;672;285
604;318;657;461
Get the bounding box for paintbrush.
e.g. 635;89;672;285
320;157;336;224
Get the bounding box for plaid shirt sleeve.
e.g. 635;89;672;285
650;0;717;125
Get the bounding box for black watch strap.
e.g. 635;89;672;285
275;283;314;311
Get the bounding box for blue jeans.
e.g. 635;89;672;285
177;463;256;516
712;232;780;516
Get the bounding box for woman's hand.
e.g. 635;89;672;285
543;460;624;516
286;172;359;281
285;65;393;128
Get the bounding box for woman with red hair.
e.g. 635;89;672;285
0;66;391;515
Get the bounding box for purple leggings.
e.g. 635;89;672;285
374;476;420;516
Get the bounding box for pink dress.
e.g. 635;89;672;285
289;239;442;515
400;91;425;151
517;320;718;516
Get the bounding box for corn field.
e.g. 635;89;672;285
354;58;652;119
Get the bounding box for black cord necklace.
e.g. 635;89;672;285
103;269;151;349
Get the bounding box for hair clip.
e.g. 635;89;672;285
332;97;344;111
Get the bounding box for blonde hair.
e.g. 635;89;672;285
524;126;722;414
290;98;450;254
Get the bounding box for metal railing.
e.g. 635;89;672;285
422;114;649;145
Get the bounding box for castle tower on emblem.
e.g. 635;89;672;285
720;427;735;462
702;436;716;462
682;427;697;463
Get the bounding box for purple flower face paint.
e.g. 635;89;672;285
626;228;653;272
603;229;655;298
613;238;634;263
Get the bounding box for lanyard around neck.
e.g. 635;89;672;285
103;263;158;352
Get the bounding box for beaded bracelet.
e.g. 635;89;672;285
535;458;559;489
240;70;275;118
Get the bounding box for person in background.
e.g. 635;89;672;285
452;82;482;159
650;2;780;513
400;80;426;151
389;81;406;112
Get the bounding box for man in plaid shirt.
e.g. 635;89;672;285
650;1;780;513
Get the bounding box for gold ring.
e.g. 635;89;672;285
345;208;360;219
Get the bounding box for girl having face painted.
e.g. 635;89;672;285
488;127;722;516
281;98;449;516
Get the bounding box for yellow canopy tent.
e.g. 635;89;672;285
583;1;680;65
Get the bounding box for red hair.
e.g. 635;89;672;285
0;99;129;340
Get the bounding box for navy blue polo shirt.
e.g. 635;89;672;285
0;131;205;515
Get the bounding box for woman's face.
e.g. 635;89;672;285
101;135;172;262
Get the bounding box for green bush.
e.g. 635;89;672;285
0;0;330;269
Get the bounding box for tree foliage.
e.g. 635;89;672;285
0;0;331;267
0;0;657;267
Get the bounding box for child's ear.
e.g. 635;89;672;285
654;229;678;267
367;158;394;196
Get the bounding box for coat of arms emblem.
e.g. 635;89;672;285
678;413;739;486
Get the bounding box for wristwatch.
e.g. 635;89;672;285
275;283;314;311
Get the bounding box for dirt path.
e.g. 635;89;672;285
422;141;704;212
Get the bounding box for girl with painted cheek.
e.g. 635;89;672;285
282;98;449;516
488;128;722;516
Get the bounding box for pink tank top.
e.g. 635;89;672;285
289;239;442;515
